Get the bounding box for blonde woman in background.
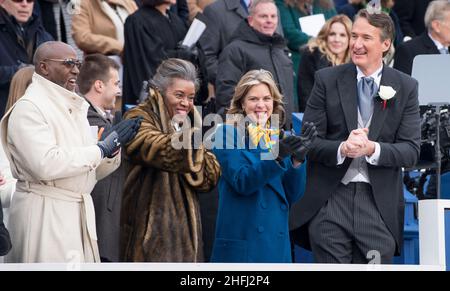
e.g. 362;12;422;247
298;15;352;112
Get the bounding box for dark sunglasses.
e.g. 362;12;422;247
11;0;35;3
43;58;83;69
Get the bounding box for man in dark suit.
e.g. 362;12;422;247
394;0;450;75
293;9;421;264
215;0;294;127
77;54;124;262
393;0;433;39
198;0;251;86
198;0;283;86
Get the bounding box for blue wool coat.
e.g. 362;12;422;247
210;125;306;263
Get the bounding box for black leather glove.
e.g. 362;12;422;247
275;135;304;161
292;122;318;162
174;43;198;64
101;116;143;146
98;131;121;158
0;201;12;256
98;117;143;158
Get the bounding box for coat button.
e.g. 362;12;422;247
69;108;72;114
257;226;264;233
260;202;267;209
280;204;287;211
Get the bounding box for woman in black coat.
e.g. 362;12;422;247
122;0;188;110
297;15;352;112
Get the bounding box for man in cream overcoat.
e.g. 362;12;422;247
0;41;139;263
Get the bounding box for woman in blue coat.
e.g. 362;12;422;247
210;69;317;263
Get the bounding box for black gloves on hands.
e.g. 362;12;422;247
292;122;318;162
97;117;143;158
98;131;120;158
172;43;199;64
276;135;305;161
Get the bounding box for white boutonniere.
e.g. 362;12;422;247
377;85;396;109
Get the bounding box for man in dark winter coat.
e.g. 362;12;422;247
0;0;52;118
394;0;450;76
215;0;295;127
77;54;125;262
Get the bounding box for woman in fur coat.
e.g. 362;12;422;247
120;59;220;262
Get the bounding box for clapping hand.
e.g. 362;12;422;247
98;117;143;158
292;122;318;162
341;128;375;158
275;135;304;161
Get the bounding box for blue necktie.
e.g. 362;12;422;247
357;77;377;125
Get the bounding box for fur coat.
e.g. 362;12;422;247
120;88;220;262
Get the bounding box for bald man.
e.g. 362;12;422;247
0;41;140;263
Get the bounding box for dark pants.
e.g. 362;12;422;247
198;187;219;262
308;182;396;264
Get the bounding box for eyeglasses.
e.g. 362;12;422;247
11;0;35;3
43;58;82;69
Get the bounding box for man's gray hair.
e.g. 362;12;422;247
152;58;200;94
249;0;276;16
424;0;450;30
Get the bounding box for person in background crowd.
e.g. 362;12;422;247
134;0;190;25
71;0;137;112
172;0;190;25
121;58;220;262
337;0;365;20
0;0;52;118
394;0;450;75
211;69;316;263
187;0;214;22
381;0;403;48
77;54;125;262
199;0;283;88
36;0;83;59
275;0;336;109
1;41;141;263
297;15;352;112
72;0;137;56
215;0;295;127
293;10;420;264
122;0;187;110
333;0;347;9
5;66;34;114
393;0;433;40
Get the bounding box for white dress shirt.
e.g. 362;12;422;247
336;65;383;183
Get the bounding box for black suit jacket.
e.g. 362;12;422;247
292;64;421;254
393;0;432;38
86;103;125;262
297;47;332;113
394;32;443;76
